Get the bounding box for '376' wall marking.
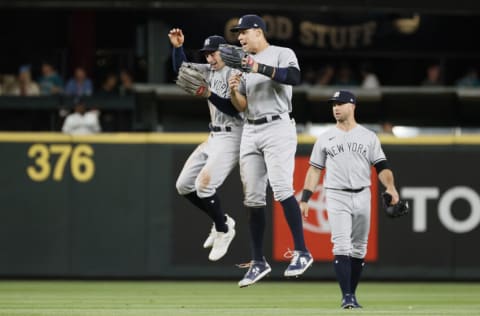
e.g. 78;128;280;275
27;144;95;182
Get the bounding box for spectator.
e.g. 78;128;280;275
301;65;318;86
421;64;444;86
96;73;118;96
360;62;380;89
456;68;480;87
62;98;101;134
333;63;358;86
119;69;135;96
316;64;335;86
38;61;64;95
65;66;93;96
9;65;40;96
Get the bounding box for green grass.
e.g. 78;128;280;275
0;281;479;315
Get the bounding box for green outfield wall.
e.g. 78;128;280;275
0;133;479;280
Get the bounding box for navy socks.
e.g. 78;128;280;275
247;207;266;261
351;257;365;294
200;193;228;233
334;255;352;297
280;195;307;252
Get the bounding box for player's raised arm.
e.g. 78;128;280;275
168;28;187;73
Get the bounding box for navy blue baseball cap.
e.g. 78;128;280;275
328;90;357;104
199;35;227;52
230;14;267;33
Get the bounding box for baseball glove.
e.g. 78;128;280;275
219;44;253;72
382;192;410;218
176;63;209;98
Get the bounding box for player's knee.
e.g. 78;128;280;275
195;171;215;197
332;243;352;257
243;197;267;208
351;242;368;258
272;188;294;202
175;178;189;195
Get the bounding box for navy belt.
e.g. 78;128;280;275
247;115;281;125
328;187;366;193
209;123;232;132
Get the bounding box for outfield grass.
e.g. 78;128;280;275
0;281;479;315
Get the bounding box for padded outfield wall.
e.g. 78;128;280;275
0;133;479;280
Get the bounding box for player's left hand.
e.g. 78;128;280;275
168;28;184;48
241;56;257;73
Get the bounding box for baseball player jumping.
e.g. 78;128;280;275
299;90;401;309
224;14;313;287
169;29;243;261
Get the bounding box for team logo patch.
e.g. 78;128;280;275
238;18;243;25
204;38;210;46
334;91;340;97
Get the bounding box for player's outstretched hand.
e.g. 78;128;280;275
168;28;184;48
300;201;310;219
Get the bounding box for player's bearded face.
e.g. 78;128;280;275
332;103;353;122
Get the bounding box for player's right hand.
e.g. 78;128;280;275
168;28;184;48
228;73;242;93
300;201;310;219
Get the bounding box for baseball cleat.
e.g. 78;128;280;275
203;214;235;249
203;223;217;248
341;294;355;309
283;250;313;277
208;216;236;261
352;294;362;308
238;260;272;288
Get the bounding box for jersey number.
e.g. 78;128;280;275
27;144;95;182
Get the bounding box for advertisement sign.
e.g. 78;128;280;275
273;156;379;262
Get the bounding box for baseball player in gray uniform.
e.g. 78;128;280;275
228;15;313;287
299;90;400;309
169;29;243;261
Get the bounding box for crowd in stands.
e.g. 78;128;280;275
301;62;480;88
0;62;135;97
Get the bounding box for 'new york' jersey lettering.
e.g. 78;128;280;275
310;125;386;189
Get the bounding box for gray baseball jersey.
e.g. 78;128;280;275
195;63;244;127
309;124;386;258
310;124;386;189
238;45;299;119
176;64;243;198
238;45;299;206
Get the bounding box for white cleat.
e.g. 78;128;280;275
203;223;217;249
208;215;236;261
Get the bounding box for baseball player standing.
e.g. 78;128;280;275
299;90;401;309
227;14;313;287
169;29;243;261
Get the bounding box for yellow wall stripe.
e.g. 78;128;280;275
0;132;479;145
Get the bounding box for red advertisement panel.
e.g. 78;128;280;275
273;156;378;262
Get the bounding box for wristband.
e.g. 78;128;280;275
257;63;275;78
301;189;313;203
